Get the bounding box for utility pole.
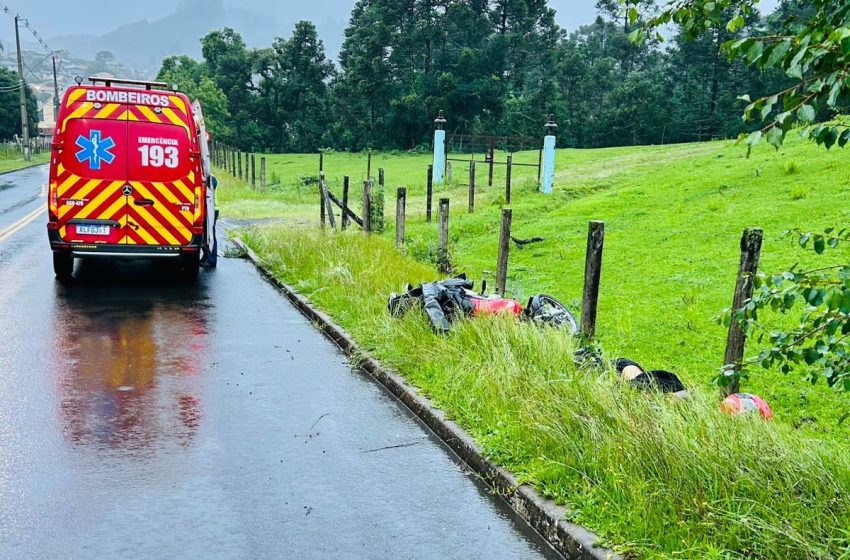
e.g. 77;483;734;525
52;53;60;120
14;16;31;161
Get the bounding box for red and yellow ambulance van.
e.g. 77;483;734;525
47;77;217;281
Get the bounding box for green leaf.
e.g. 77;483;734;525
797;104;816;123
766;126;784;149
824;128;839;150
727;14;745;33
814;235;826;254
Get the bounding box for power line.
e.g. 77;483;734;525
1;5;50;52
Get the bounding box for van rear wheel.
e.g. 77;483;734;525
53;251;73;282
180;251;200;281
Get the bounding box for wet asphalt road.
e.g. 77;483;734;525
0;166;561;560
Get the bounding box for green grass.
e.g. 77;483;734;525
241;227;850;560
216;137;850;440
0;149;48;173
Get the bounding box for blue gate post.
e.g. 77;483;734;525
433;111;447;184
541;115;558;194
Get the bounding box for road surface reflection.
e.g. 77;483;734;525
51;259;210;453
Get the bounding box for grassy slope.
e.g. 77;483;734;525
0;151;49;174
241;227;850;560
218;137;850;438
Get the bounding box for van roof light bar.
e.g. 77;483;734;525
87;77;169;91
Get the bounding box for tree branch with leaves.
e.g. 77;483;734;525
630;0;850;395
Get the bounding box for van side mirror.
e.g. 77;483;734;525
210;175;218;190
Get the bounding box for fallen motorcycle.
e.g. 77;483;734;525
388;275;579;334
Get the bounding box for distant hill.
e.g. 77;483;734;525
48;0;346;73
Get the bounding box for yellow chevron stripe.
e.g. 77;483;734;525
133;183;190;235
122;235;136;245
132;223;159;245
137;105;161;123
94;103;121;119
172;179;194;202
92;194;126;223
66;88;86;107
60;226;67;239
168;95;187;114
127;110;139;121
58;179;102;218
150;181;181;204
74;181;123;220
57;173;82;196
162;108;190;132
132;203;179;245
57;163;65;175
62;102;94;131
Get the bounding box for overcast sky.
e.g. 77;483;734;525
2;0;779;58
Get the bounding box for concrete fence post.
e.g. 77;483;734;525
541;116;558;194
433;111;447;184
396;187;406;248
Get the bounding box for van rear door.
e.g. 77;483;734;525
125;99;197;247
56;90;128;245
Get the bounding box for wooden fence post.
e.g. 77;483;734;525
722;228;764;396
319;151;324;175
231;151;236;176
496;208;512;295
581;221;606;339
379;168;385;188
319;172;326;229
396;187;406;248
260;156;266;190
341;176;350;231
246;152;250;179
426;165;434;223
238;152;243;180
363;180;372;233
251;154;256;188
438;198;450;274
367;149;373;180
505;154;513;205
322;177;336;230
468;160;475;213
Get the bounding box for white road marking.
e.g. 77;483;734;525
0;205;46;244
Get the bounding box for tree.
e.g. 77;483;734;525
0;68;37;142
201;28;256;147
633;0;850;151
156;55;232;141
93;50;116;74
259;21;335;152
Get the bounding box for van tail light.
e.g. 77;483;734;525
49;183;58;219
193;187;202;224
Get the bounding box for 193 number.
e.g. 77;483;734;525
138;145;179;168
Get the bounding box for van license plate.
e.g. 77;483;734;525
76;225;110;236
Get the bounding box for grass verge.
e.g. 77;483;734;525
242;226;850;560
0;151;49;174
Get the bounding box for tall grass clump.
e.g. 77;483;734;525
243;226;850;560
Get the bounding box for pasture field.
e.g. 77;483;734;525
217;137;850;439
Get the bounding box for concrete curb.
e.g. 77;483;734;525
231;237;622;560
